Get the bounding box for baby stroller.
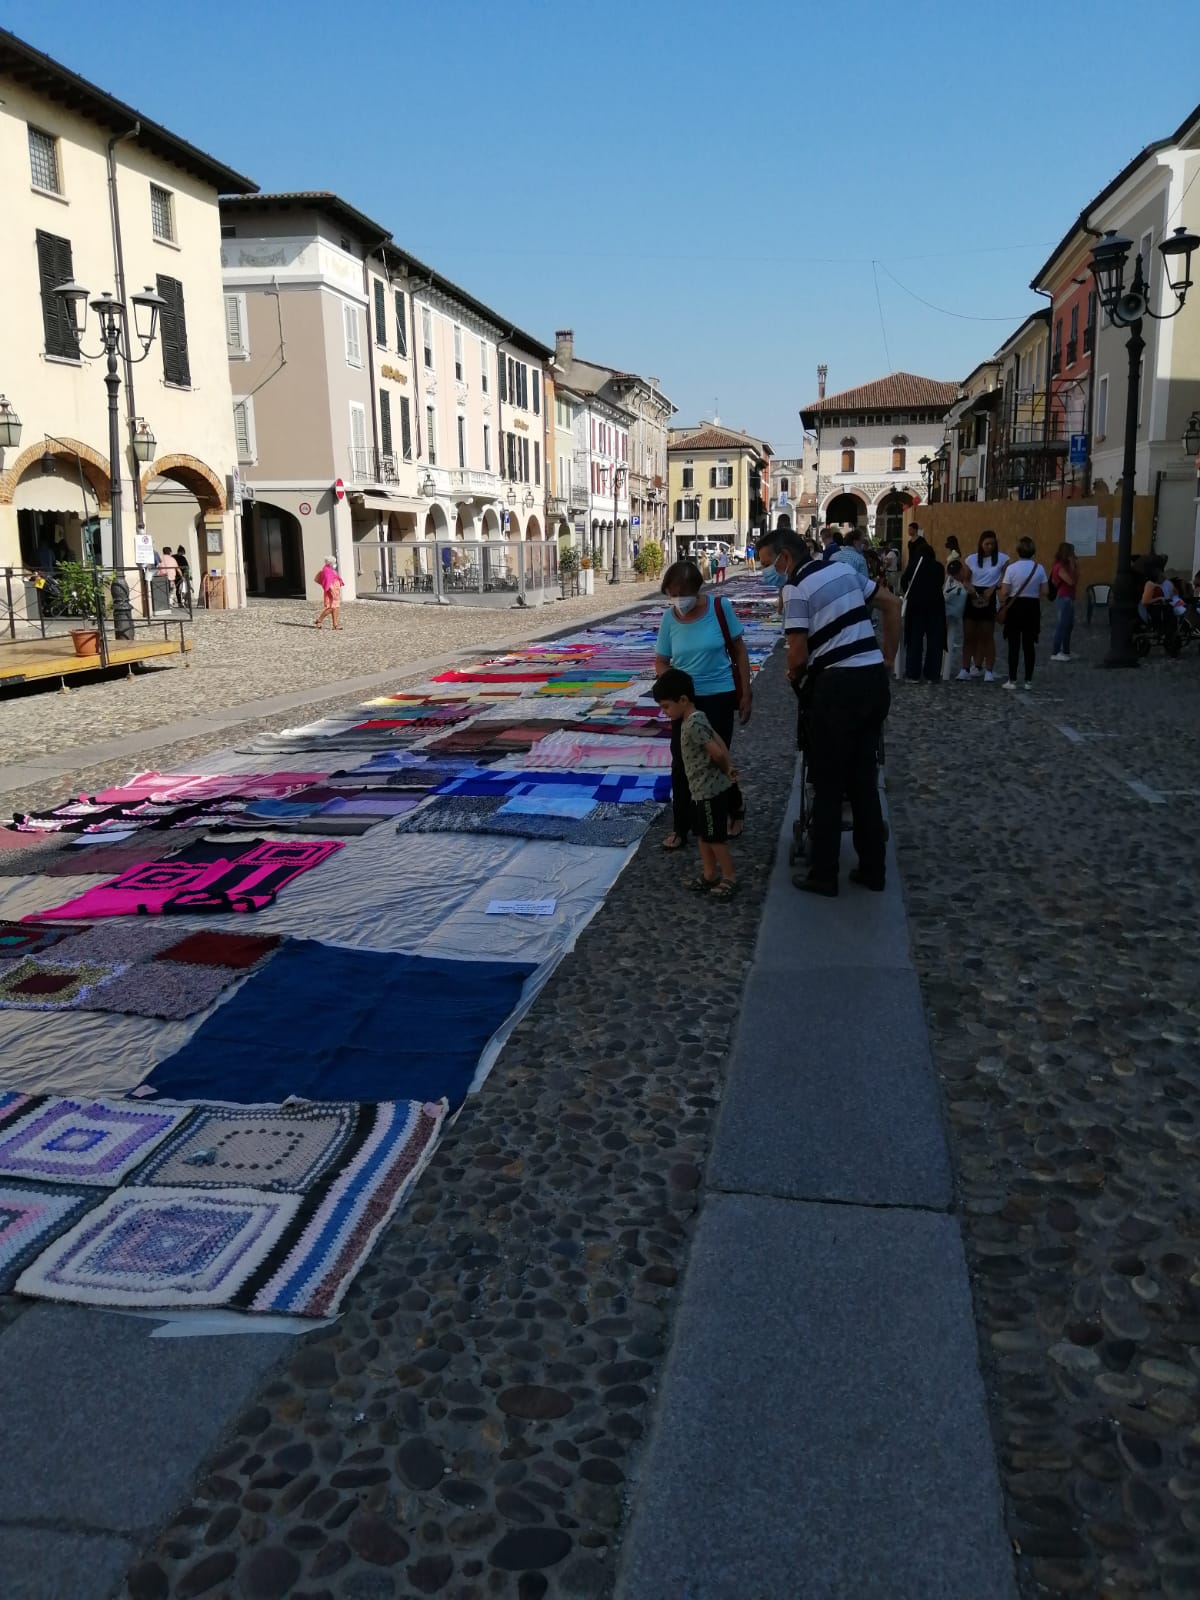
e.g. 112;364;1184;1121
1131;606;1197;658
789;688;888;868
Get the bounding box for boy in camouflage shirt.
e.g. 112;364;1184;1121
652;668;739;899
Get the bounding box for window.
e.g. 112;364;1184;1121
522;437;530;482
556;397;571;429
506;432;517;481
1052;318;1062;375
232;397;256;463
36;230;76;358
711;463;733;488
343;301;362;367
457;414;467;469
454;325;463;381
426;404;437;465
891;448;906;471
374;281;387;347
481;338;489;393
224;293;248;358
534;441;541;485
840;449;855;473
499;355;507;402
380;391;393;460
681;463;693;489
149;184;176;244
422;306;434;369
483;423;491;471
156;274;191;387
349;402;367;474
780;477;789;493
707;498;734;520
533;369;541;415
1084;290;1096;354
1095;373;1109;441
675;497;701;521
399;396;413;461
28;126;61;194
394;290;407;356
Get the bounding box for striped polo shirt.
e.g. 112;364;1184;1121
784;559;883;670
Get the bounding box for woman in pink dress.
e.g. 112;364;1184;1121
314;561;344;630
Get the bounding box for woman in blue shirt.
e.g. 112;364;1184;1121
654;560;752;850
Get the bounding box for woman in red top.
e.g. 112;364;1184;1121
1050;541;1078;662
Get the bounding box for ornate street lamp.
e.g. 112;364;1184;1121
506;486;517;506
610;465;627;585
131;418;156;464
0;395;22;448
1088;223;1200;666
1183;410;1200;459
54;281;166;638
419;471;436;497
918;454;934;501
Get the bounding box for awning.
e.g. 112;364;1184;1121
350;492;419;515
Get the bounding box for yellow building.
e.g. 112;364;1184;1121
667;422;772;559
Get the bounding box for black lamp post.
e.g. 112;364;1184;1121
1089;224;1199;666
918;454;934;503
53;281;165;639
610;465;626;584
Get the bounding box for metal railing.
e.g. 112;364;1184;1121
349;446;400;485
2;562;192;674
356;538;559;604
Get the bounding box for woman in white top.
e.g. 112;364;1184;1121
962;531;1009;681
999;536;1049;690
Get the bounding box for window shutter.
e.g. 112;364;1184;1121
534;441;540;485
156;274;191;387
394;290;407;356
350;405;367;453
709;467;716;487
37;230;76;359
533;370;540;414
399;397;413;460
233;399;253;461
374;281;386;346
343;302;361;366
380;391;393;457
499;354;507;402
224;294;246;357
522;438;530;481
708;499;715;520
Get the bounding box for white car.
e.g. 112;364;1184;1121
686;538;743;565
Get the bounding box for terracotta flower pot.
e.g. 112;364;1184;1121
69;628;100;657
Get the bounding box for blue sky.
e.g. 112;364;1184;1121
8;0;1198;453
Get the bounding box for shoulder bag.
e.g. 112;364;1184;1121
996;563;1037;625
713;595;747;701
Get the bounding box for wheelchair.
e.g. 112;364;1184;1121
788;702;888;868
1131;606;1196;659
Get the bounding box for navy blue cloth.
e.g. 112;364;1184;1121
139;940;535;1108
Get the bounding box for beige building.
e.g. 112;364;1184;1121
668;422;772;556
0;29;256;601
221;192;555;604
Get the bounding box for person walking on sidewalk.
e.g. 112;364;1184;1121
783;554;900;897
999;537;1048;691
314;560;344;630
652;668;739;899
1049;541;1078;661
655;560;752;852
715;547;729;584
962;531;1009;681
900;535;946;683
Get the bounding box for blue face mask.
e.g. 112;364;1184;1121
762;565;787;590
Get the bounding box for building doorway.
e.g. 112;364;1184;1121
243;502;304;597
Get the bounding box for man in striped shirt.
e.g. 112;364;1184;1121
759;533;900;896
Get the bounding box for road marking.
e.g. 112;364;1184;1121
1056;724;1085;744
1126;779;1167;805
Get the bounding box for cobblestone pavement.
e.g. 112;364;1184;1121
1;587;658;766
886;627;1200;1599
114;653;797;1600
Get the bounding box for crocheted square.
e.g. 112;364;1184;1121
84;961;244;1021
0;959;116;1010
0;1099;190;1187
131;1103;357;1193
0;1181;98;1292
15;1186;301;1308
154;931;282;970
0;922;84;962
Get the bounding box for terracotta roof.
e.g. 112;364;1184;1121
669;425;771;455
800;373;960;421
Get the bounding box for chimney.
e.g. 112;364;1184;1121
555;329;574;365
817;363;828;400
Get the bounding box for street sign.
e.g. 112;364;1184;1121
298;501;312;516
503;511;511;532
229;468;243;510
334;477;345;503
1069;433;1088;468
631;515;640;527
134;532;154;567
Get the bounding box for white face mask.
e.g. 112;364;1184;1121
674;595;698;615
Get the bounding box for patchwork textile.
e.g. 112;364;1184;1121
0;1180;98;1293
16;1186;302;1309
435;768;670;804
0;1090;39;1130
394;793;662;848
32;838;343;920
83;962;245;1022
506;731;671;770
46;833;211;879
0;1097;189;1186
0;921;82;962
94;773;326;803
0;958;117;1011
241;1099;446;1317
132;1102;358;1193
138;942;535;1108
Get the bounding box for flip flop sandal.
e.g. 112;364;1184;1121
710;879;739;900
660;834;688;852
686;875;720;893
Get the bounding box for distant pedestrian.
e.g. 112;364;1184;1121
832;527;869;579
716;548;729;584
1049;541;1078;661
900;536;946;683
944;558;968;679
155;547;179;586
174;545;190;607
314;560;344;630
999;536;1048;690
944;534;962;568
652;668;739;899
962;531;1009;681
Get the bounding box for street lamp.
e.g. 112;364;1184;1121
1183;410;1200;459
1089;224;1200;666
131;419;156;464
419;471;436;497
610;464;627;584
0;396;22;448
54;281;165;638
918;454;934;502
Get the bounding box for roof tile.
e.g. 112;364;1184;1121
800;373;959;418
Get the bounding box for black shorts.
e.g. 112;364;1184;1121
964;594;996;621
692;791;730;844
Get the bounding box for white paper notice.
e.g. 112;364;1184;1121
1065;505;1099;558
485;899;557;917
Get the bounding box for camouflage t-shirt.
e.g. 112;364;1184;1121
680;710;733;801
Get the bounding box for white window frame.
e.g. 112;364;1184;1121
713;498;734;521
715;461;733;488
1095;373;1109;442
454;325;464;382
422;306;434;370
343;301;362;368
28;125;62;195
426;403;437;466
349;402;368;476
480;338;489;393
232;395;257;464
150;183;177;244
224;293;249;360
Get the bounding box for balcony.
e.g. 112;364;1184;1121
568;481;589;510
449;468;501;498
349;446;399;486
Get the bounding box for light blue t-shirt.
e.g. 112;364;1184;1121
655;595;745;696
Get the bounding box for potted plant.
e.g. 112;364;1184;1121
633;540;664;582
558;544;580;599
55;561;106;656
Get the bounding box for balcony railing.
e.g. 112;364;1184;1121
568;482;589;510
349;446;399;485
449;468;501;496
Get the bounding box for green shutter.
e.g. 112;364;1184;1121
394;291;407;356
156;274;191;387
374;281;387;347
36;230;75;359
380;391;393;457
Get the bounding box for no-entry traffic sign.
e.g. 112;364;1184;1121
334;478;345;503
